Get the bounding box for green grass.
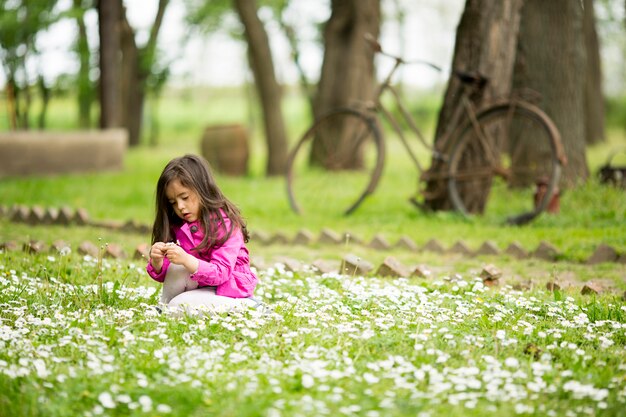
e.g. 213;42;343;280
0;251;624;417
1;89;626;416
1;139;625;260
0;89;623;285
1;90;626;261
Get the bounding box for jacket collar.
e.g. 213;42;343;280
178;221;199;244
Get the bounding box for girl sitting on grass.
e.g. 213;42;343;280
147;154;259;313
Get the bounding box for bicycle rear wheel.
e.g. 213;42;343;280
447;101;564;224
286;108;384;216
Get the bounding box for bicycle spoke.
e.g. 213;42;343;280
448;102;562;223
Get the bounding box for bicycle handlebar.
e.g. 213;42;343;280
364;34;494;88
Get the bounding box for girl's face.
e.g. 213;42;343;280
165;179;201;223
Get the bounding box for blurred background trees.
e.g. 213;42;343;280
0;0;59;129
98;0;170;146
1;0;625;182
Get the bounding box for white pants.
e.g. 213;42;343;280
161;264;260;314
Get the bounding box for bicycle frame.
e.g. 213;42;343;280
368;58;435;175
369;54;486;179
286;35;566;221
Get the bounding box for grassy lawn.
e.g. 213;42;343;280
1;90;625;416
0;250;625;416
1;115;625;260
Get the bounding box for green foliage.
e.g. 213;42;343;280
184;0;239;34
0;0;62;127
0;0;59;68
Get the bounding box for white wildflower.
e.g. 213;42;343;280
302;374;315;388
32;359;50;378
504;357;520;368
157;404;172;413
363;373;380;384
116;394;131;404
98;392;116;409
138;395;152;412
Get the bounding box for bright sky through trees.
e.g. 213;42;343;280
0;0;464;89
2;0;624;93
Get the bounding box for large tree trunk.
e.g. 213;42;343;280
513;0;589;186
97;0;121;128
119;8;143;147
114;0;168;147
423;0;524;211
233;0;288;176
313;0;380;169
583;0;605;145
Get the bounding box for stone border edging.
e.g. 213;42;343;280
2;238;625;301
2;205;625;265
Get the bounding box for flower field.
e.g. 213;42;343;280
0;251;625;417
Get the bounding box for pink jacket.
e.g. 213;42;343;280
146;216;258;298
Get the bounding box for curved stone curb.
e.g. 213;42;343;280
3;204;151;234
2;205;626;265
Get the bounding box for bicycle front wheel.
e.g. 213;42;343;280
286;108;384;216
447;101;564;224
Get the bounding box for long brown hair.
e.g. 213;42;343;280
151;154;249;252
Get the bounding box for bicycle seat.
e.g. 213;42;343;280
454;70;488;88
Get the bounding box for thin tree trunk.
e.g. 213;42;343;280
423;0;524;211
37;74;50;129
119;8;142;146
118;0;168;146
98;0;121;128
313;0;380;168
234;0;288;176
513;0;589;186
74;0;92;128
5;81;17;130
278;18;314;118
391;0;407;94
20;59;31;129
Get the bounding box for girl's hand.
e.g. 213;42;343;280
163;242;186;264
149;242;167;273
164;242;199;274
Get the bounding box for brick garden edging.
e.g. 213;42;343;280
0;205;626;264
2;205;625;301
2;205;626;266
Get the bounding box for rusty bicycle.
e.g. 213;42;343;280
285;36;567;224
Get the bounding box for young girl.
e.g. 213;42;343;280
147;154;259;313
